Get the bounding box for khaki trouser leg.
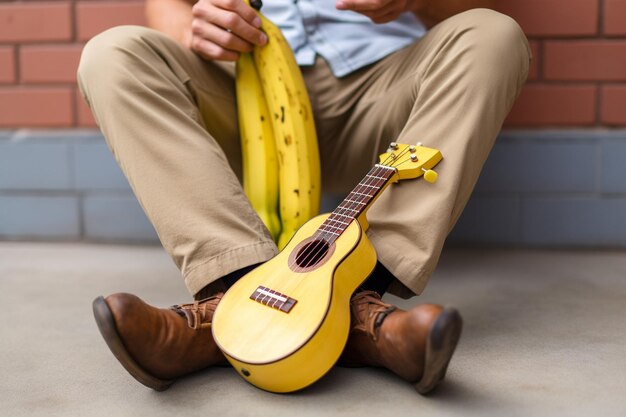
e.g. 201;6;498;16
303;9;531;298
77;26;278;297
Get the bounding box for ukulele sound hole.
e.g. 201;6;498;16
294;239;330;268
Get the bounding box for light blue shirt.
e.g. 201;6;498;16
262;0;427;77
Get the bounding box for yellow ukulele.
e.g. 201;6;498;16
211;142;442;393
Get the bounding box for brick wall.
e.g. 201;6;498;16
1;0;626;246
496;0;626;127
0;0;146;128
0;0;625;128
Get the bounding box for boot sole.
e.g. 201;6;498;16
414;307;463;394
92;296;174;391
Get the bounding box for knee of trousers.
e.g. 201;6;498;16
443;9;532;87
77;25;166;104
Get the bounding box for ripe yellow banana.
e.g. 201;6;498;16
236;52;281;241
252;11;322;250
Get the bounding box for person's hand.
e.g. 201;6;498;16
336;0;423;24
189;0;268;61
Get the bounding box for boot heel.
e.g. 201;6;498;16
414;307;463;394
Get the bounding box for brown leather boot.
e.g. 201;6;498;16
92;292;226;391
340;291;462;394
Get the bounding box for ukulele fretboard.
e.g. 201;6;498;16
316;164;396;242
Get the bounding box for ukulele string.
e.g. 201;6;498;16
286;163;390;273
283;147;416;301
291;146;411;271
392;154;420;170
287;148;408;272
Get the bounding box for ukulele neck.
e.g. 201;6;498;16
314;164;397;243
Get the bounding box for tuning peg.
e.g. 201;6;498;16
422;168;438;183
409;145;416;153
416;142;423;147
389;142;399;150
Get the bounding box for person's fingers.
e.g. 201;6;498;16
191;19;255;53
190;36;241;61
213;0;262;28
193;0;266;46
336;0;393;12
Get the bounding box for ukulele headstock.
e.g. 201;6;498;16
378;142;442;183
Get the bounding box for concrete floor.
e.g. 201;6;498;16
1;242;625;416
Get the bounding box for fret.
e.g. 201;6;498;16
315;163;395;243
359;175;385;184
351;191;374;198
326;217;350;226
336;206;359;213
320;223;343;231
366;174;387;181
343;199;366;206
316;230;336;239
363;175;386;182
325;220;350;230
376;164;396;172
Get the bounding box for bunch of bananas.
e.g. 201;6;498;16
236;2;321;250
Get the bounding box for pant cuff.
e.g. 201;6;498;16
183;240;278;296
367;230;434;299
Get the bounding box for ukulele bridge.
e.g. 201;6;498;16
250;286;297;313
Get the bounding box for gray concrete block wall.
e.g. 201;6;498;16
83;195;158;240
473;138;598;194
0;130;157;243
447;196;522;245
602;140;626;194
0;195;80;239
0;140;72;190
521;197;626;246
1;129;625;247
447;130;626;247
73;141;129;190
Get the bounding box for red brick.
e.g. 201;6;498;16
544;41;626;81
528;41;540;81
76;89;97;127
77;1;146;41
505;84;597;126
601;86;626;125
0;47;16;84
0;2;71;43
605;0;626;36
20;45;84;84
0;87;73;127
496;0;598;37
